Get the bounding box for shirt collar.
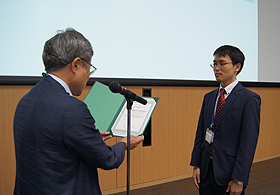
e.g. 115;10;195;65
219;80;238;96
47;73;73;96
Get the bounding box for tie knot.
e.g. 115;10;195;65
220;88;225;95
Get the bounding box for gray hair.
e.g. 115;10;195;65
42;28;94;72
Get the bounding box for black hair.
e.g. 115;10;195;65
213;45;245;75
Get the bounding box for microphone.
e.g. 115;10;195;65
109;81;147;105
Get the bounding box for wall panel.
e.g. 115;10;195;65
1;84;279;195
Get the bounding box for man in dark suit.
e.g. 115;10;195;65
190;45;261;195
13;28;144;195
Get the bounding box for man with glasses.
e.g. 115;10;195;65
13;28;144;195
190;45;261;195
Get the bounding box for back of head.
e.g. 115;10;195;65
213;45;245;75
42;28;94;72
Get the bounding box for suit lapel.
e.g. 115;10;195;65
204;89;219;128
214;83;243;131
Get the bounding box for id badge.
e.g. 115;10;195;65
205;128;214;144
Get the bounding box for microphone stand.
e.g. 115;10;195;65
125;97;133;195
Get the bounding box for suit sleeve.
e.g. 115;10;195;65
231;92;261;183
190;95;207;168
62;99;126;170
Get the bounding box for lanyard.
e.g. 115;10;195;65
211;109;215;128
42;72;52;78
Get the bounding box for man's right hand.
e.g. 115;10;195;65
121;135;144;150
193;167;201;189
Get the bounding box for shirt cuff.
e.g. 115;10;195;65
235;180;244;185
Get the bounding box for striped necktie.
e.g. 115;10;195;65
214;88;226;125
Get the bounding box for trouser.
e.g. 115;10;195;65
199;159;245;195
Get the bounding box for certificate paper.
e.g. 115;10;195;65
111;97;157;137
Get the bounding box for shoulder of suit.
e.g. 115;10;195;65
41;75;73;95
205;88;219;97
234;83;261;99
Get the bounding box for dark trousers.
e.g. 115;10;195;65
199;159;245;195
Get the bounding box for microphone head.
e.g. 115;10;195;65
109;81;122;93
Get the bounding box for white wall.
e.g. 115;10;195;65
2;0;280;83
258;0;280;82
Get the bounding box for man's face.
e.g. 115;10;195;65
213;55;240;87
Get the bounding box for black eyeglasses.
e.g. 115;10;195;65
210;62;232;68
80;57;97;75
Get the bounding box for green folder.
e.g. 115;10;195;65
83;81;159;137
83;81;125;133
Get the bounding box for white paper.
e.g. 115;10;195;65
111;97;156;137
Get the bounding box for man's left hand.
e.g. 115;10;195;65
99;131;112;141
226;180;243;195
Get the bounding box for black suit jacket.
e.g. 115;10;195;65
190;83;261;186
13;76;126;195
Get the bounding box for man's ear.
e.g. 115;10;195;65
70;57;82;73
235;63;241;73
